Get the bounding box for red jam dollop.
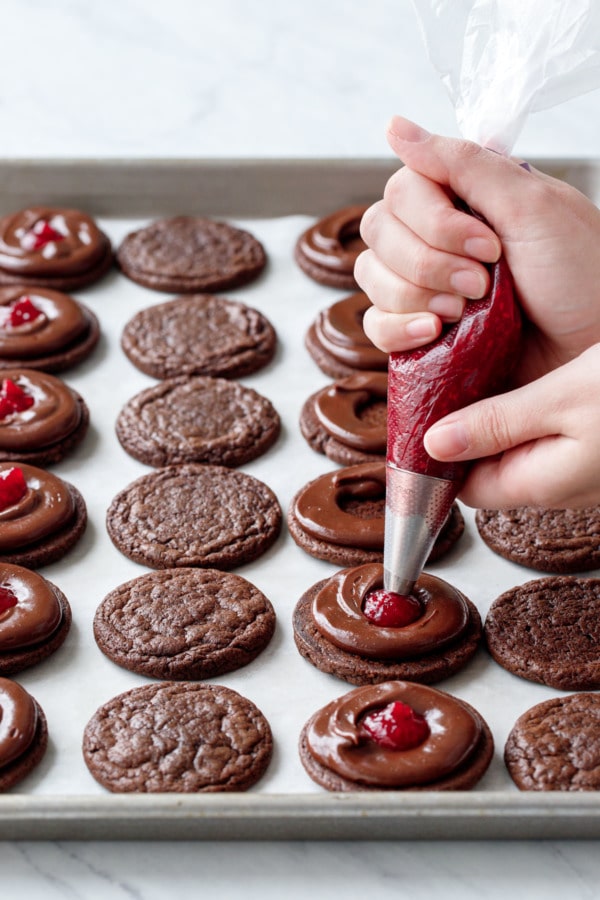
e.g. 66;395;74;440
362;588;422;627
0;467;27;510
360;700;430;750
0;378;34;420
2;296;43;329
21;220;65;251
0;585;18;616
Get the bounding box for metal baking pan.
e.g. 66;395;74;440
0;158;598;840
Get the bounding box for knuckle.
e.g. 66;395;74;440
359;201;382;244
478;402;513;451
409;245;433;287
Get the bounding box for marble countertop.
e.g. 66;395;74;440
2;0;600;895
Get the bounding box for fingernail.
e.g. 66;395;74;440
427;294;465;321
388;116;430;143
464;236;500;263
449;269;486;299
405;316;438;340
425;421;469;459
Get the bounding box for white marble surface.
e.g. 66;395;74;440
3;0;600;896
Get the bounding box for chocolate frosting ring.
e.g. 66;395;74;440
305;681;481;787
0;462;75;551
0;677;37;767
297;206;367;274
312;564;470;659
314;293;388;370
0;369;82;450
0;288;90;358
314;372;387;452
0;563;62;651
0;208;108;277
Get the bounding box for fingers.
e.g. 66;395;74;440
363;304;441;352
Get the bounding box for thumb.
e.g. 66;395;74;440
386;116;533;235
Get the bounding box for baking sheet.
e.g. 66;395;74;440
0;159;599;839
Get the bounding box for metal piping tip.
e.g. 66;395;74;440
383;465;457;595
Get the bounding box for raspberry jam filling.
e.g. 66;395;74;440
21;220;65;251
1;297;43;329
0;378;34;420
360;700;430;750
0;585;18;615
362;588;422;627
0;467;28;511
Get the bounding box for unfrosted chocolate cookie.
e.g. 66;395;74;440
0;463;87;569
0;678;48;791
293;565;481;685
505;693;600;791
121;295;276;380
0;564;71;675
484;576;600;690
117;216;266;293
295;206;367;289
106;463;281;570
0;287;100;373
0;207;112;291
299;681;493;792
305;293;387;379
287;461;464;566
300;372;386;465
0;369;89;466
116;375;280;468
83;682;272;792
475;507;600;573
94;567;276;680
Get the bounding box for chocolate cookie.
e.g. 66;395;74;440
0;287;100;373
0;564;71;675
0;207;112;291
94;567;276;680
475;507;600;573
505;693;600;791
300;372;386;465
0;369;89;466
0;462;87;569
293;564;481;685
295;206;367;289
287;461;464;566
121;294;276;380
305;293;387;379
0;678;48;791
106;463;282;570
299;681;493;791
484;576;600;690
117;216;266;293
115;375;280;468
83;682;272;792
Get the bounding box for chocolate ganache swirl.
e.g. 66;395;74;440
297;205;367;276
0;288;89;358
0;564;62;651
0;677;37;767
314;293;388;371
0;370;82;451
314;372;387;452
312;564;470;659
306;681;481;787
0;462;75;551
0;207;108;277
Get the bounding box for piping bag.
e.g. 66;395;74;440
384;0;600;595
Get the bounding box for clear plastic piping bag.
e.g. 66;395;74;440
410;0;600;155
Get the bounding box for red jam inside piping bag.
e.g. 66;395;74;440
360;701;430;750
386;240;522;483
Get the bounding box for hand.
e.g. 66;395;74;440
355;116;600;508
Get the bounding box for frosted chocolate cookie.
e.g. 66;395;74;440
121;295;276;380
116;375;280;468
83;682;273;792
475;507;600;573
295;206;367;289
0;564;71;675
287;461;464;566
484;576;600;690
299;681;493;792
505;693;600;791
94;567;276;680
106;463;282;570
0;207;112;291
117;216;266;293
0;287;100;373
305;292;387;379
300;371;386;465
0;369;89;466
0;677;48;791
293;564;481;685
0;463;87;569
